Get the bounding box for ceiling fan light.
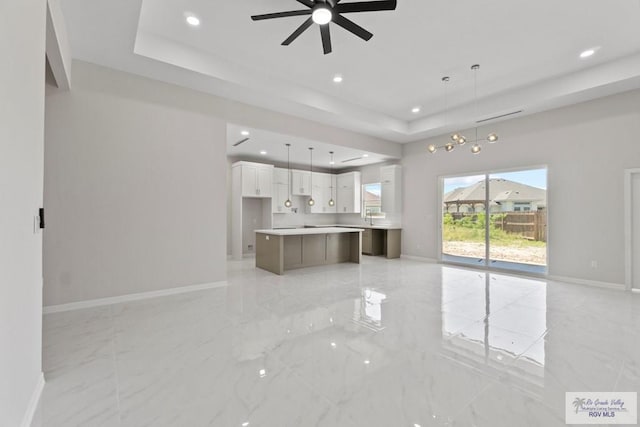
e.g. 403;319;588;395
487;133;498;143
471;144;481;154
427;144;437;153
445;142;455;152
312;7;332;25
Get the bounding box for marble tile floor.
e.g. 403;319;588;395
33;257;640;427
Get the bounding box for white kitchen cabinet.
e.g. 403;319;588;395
381;165;402;214
337;171;361;214
273;168;292;213
291;170;311;196
324;174;337;214
233;161;273;198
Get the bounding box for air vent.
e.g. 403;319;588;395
476;110;523;124
341;156;363;163
232;137;250;147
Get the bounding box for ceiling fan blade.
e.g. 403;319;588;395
320;24;332;54
296;0;315;7
282;17;314;45
336;0;397;13
332;14;373;41
251;10;312;21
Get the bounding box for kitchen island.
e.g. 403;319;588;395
255;227;363;275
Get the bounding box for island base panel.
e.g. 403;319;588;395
256;234;284;275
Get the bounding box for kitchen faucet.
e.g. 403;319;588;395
365;209;374;226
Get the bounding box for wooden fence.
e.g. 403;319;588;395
448;211;547;242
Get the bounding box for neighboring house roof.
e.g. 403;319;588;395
444;178;546;205
364;190;381;204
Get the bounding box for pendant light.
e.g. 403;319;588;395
328;151;335;207
307;147;315;206
427;64;499;155
284;144;292;208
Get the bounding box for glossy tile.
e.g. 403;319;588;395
38;258;640;427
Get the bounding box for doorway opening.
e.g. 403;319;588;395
441;167;548;274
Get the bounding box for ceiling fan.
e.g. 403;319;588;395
251;0;397;55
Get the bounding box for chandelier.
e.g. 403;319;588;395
428;64;498;155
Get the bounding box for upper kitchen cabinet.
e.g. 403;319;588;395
308;173;336;214
337;171;362;214
381;165;402;214
292;170;311;196
233;161;273;198
273;168;291;213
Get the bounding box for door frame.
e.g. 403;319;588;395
437;164;549;274
624;168;640;291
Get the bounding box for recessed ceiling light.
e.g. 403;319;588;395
333;74;343;83
412;106;421;114
241;130;250;136
363;154;369;158
260;150;267;155
242;423;250;427
579;48;596;59
364;360;371;365
329;161;335;165
186;15;200;26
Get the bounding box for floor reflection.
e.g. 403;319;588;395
353;289;387;331
441;268;547;384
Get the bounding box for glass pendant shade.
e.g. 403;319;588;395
308;198;315;206
445;142;455;152
427;144;437;153
471;144;482;154
284;199;292;208
328;199;335;206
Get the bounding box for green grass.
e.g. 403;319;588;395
443;222;546;248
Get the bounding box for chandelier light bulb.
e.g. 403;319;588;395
457;136;467;146
445;142;455;152
451;133;460;142
487;133;498;143
427;144;437;153
312;7;332;25
471;144;482;154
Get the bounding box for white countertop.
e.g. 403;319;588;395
304;224;402;230
255;227;364;236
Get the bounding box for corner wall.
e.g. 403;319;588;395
44;62;228;306
402;89;640;285
0;0;46;424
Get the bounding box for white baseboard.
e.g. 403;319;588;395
21;372;44;427
547;275;625;291
43;281;228;314
400;255;438;263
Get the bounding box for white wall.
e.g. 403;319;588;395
402;89;640;285
44;62;227;306
0;0;46;425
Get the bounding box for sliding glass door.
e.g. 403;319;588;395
442;168;547;273
442;174;487;266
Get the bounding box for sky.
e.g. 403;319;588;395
443;168;547;194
